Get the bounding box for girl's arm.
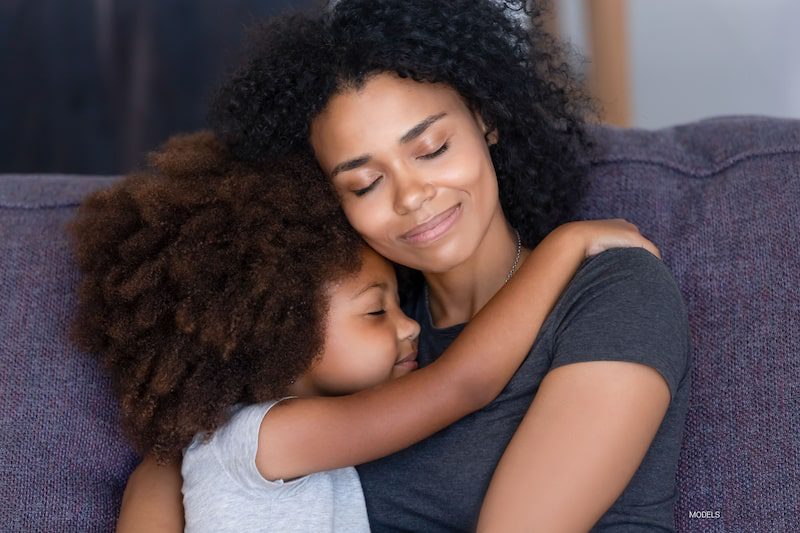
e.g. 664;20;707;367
259;220;658;481
116;456;184;532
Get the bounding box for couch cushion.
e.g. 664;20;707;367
0;116;798;531
578;116;800;532
0;174;135;532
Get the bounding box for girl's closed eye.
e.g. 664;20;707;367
367;308;386;316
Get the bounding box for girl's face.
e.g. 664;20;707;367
309;72;502;273
297;245;421;396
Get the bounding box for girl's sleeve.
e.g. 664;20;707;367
549;247;691;402
204;399;305;491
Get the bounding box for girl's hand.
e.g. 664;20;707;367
559;219;662;260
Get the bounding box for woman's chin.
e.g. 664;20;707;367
396;255;461;275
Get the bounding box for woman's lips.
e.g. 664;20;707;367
401;203;462;244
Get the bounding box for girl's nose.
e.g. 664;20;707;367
397;310;421;343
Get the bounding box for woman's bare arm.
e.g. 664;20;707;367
477;245;674;532
116;455;184;533
477;361;671;533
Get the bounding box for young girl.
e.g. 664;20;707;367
70;131;658;531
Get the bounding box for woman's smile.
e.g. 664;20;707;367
401;203;462;245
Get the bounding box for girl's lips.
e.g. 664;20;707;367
395;351;418;369
401;203;462;244
395;360;419;370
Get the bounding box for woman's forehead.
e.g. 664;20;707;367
323;75;464;126
310;74;468;159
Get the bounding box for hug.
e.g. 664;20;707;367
5;0;798;531
74;1;685;530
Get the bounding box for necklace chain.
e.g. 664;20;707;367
424;228;521;313
505;228;522;284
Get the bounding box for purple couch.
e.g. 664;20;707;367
1;116;798;532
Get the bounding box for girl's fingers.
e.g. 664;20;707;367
640;240;662;259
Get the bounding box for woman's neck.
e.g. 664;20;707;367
424;208;531;328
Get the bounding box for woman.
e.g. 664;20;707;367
120;1;691;531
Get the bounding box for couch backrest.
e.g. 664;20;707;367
0;174;136;531
1;116;798;531
577;116;800;531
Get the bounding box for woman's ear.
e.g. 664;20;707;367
472;109;499;146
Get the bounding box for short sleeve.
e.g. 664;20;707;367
550;247;690;402
196;398;302;491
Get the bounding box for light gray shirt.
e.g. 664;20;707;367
182;400;371;532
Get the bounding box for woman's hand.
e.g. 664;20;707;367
559;218;662;260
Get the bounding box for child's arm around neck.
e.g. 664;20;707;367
257;220;659;482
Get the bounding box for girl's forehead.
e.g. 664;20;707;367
327;246;397;301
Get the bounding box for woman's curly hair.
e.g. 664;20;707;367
210;0;596;297
68;131;363;462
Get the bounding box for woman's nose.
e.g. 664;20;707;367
393;171;435;214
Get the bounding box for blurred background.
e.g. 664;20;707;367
554;0;800;130
1;0;798;175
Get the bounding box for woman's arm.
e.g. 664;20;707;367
477;247;677;532
116;455;184;532
258;220;658;481
477;361;671;533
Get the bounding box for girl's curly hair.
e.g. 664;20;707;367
210;0;595;299
69;131;363;462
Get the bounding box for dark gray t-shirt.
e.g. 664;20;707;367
356;247;692;532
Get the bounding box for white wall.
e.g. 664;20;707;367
557;0;800;129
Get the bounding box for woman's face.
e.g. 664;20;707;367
309;72;502;273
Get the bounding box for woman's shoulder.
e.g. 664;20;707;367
561;246;686;317
548;247;691;402
574;246;678;287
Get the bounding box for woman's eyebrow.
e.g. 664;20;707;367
330;112;448;179
331;154;372;178
399;112;447;144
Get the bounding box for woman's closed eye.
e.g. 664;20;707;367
367;309;386;316
354;176;383;197
352;142;449;196
418;142;449;160
353;143;450;196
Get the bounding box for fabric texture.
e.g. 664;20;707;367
182;400;370;533
1;116;798;531
358;247;691;531
577;117;800;532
